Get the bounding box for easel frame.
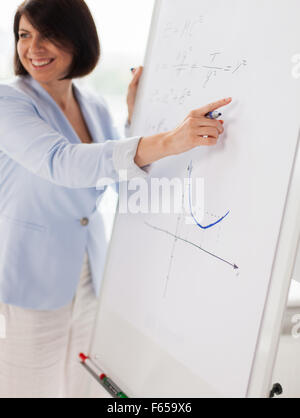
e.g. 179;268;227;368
248;130;300;397
87;0;300;398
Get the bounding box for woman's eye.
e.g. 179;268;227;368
19;33;29;39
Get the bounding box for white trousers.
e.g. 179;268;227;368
0;254;98;398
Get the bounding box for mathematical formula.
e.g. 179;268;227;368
155;49;248;88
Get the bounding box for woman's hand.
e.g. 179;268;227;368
165;97;232;155
134;97;232;168
127;66;143;124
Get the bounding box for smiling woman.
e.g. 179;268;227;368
17;16;73;74
0;0;230;399
14;0;100;80
0;0;149;399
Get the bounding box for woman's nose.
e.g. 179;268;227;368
29;36;46;53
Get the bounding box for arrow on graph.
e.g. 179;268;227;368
145;221;239;271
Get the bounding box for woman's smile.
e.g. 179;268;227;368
30;58;55;70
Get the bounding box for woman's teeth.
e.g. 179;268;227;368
31;59;54;68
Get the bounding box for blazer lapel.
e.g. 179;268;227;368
73;82;105;144
24;76;105;145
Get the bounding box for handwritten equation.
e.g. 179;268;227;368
149;88;192;106
144;118;170;135
155;48;248;88
202;52;248;88
162;17;204;39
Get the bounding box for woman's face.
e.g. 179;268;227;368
17;15;73;84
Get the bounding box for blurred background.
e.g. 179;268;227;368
0;0;155;132
0;0;155;238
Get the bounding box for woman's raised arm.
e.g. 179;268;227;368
134;98;232;167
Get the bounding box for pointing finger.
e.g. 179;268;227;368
195;98;232;117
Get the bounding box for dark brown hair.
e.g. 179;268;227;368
13;0;101;80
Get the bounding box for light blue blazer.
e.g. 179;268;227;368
0;75;146;310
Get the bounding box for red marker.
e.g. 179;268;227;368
79;353;128;398
79;353;107;380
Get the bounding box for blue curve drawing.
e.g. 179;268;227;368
188;161;230;230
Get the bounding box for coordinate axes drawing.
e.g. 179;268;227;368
144;162;239;298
